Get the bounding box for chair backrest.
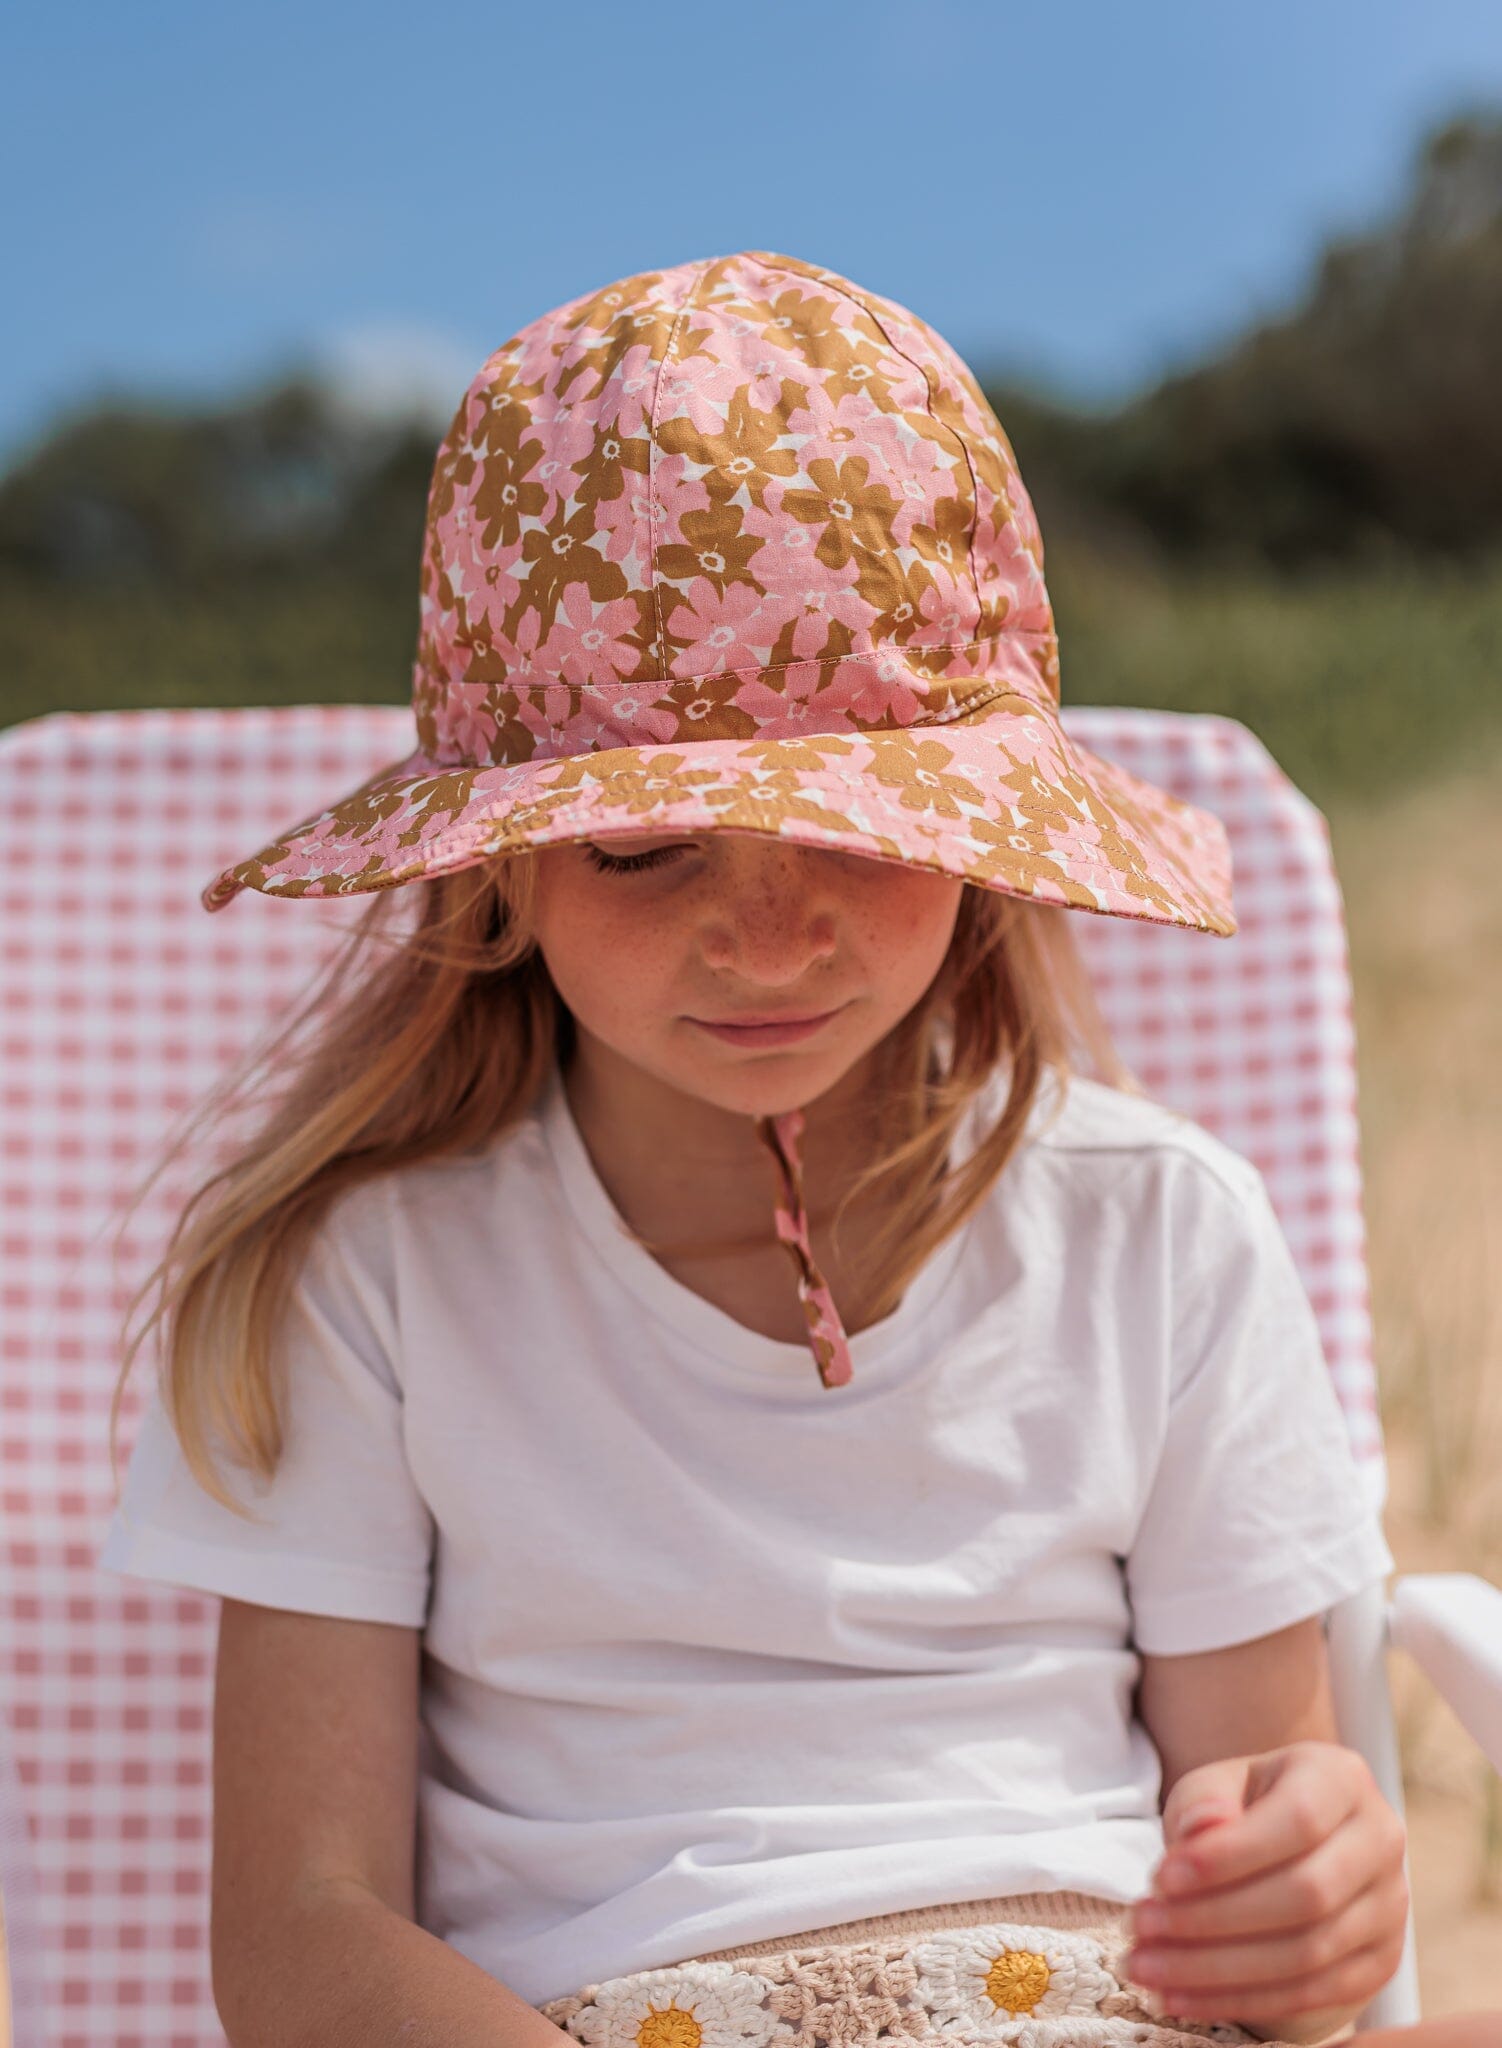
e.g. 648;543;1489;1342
0;1725;44;2048
0;702;1387;2047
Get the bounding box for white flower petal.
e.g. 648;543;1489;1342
1010;2021;1125;2048
908;1922;1116;2031
566;1960;787;2048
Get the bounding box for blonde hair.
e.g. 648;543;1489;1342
106;852;1139;1517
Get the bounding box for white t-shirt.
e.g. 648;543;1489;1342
98;1056;1394;2008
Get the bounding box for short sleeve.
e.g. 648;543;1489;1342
97;1176;433;1626
1124;1151;1395;1657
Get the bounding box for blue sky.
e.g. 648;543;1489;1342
3;1;1500;473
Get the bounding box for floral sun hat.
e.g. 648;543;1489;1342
202;248;1237;1392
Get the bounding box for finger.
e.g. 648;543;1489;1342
1125;1869;1402;1993
1160;1761;1250;1847
1147;1931;1403;2024
1136;1799;1407;1941
1153;1744;1365;1898
1174;1803;1238;1845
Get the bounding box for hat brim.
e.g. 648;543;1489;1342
201;699;1235;936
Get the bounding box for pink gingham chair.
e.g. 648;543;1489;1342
3;701;1500;2046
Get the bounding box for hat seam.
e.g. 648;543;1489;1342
420;627;1057;707
410;679;1045;787
649;258;718;677
647;249;996;688
815;271;989;633
265;670;1038;799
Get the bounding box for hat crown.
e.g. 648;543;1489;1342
413;250;1058;768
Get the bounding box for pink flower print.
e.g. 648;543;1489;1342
888;449;949;548
541;585;645;686
511;680;582;758
709;334;790;414
557;394;616;468
513;328;559;392
750;360;790;411
416;589;462;684
783;379;887;452
655;355;736;440
738;496;854;610
905;810;953;861
517;689;674;762
650;459;713;546
503;604;546;689
668;580;786;674
847;654;923;725
438;678;500;763
748;510;819;574
594;341;657;438
593;472;644;565
530;400;596;502
787;384;953;550
914;577;957;636
787;574;877;661
514;691;573;760
434;483;479;598
465;547;523;649
730;659;830;735
983;504;1052;634
596;688;680;750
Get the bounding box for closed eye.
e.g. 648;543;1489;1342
581;842;691;875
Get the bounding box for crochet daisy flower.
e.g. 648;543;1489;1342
1013;2013;1256;2045
562;1960;791;2048
1000;2023;1127;2048
909;1922;1116;2033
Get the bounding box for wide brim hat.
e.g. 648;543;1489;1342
202;248;1234;939
200;249;1238;1392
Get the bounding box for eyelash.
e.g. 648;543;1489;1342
582;842;689;875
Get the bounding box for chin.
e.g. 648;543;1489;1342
680;1053;859;1124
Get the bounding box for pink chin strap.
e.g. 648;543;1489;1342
753;1107;855;1389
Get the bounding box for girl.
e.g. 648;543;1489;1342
99;251;1476;2048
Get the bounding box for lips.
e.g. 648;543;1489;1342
699;1010;836;1026
688;1005;845;1047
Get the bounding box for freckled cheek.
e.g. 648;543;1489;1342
539;896;686;1032
864;878;962;990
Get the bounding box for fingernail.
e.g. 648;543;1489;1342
1157;1858;1195;1893
1178;1802;1229;1833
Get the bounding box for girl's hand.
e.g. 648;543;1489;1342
1120;1738;1409;2039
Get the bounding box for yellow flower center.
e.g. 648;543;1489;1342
636;2004;704;2048
984;1949;1051;2014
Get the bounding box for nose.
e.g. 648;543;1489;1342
696;837;839;985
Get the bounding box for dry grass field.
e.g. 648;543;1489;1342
1332;743;1502;2020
